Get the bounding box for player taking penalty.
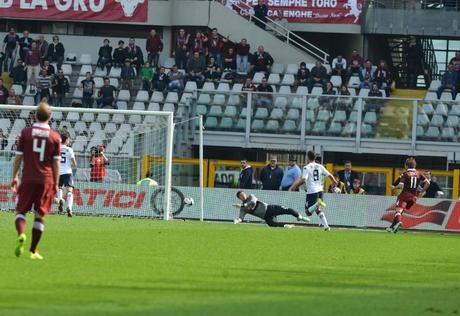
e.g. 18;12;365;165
289;150;337;231
387;157;430;233
58;132;77;217
11;103;61;260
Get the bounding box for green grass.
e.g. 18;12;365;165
0;213;459;316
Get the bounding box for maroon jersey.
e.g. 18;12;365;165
16;123;61;184
399;169;427;196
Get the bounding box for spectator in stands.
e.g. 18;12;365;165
348;49;364;80
124;37;144;73
253;0;268;30
43;60;55;77
0;129;7;150
97;77;117;109
450;51;460;74
256;77;273;109
36;35;49;64
90;145;108;182
406;36;423;88
331;54;347;84
113;40;126;68
204;57;221;82
338;160;359;193
437;63;458;100
423;171;443;198
80;72;96;108
140;62;154;92
10;59;27;89
360;59;375;89
339;84;351;96
168;65;184;92
188;31;207;56
323;81;336;95
152;66;168;92
368;82;383;97
207;28;226;66
297;62;310;87
309;60;327;92
250;45;273;76
373;60;392;97
242;78;256;91
146;29;163;69
121;60;136;91
7;88;22;106
236;38;250;73
223;47;236;71
25;41;41;91
350;179;365;195
186;52;206;86
0;51;4;76
280;156;301;191
0;79;9;105
47;35;65;70
19;30;32;61
174;29;190;70
239;159;254;189
328;172;346;193
97;39;113;74
2;27;19;72
260;157;284;190
52;69;69;107
35;68;53;105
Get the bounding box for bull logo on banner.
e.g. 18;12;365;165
115;0;144;17
343;0;362;23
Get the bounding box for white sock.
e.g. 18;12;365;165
58;189;63;201
318;211;329;229
308;203;318;214
67;192;74;211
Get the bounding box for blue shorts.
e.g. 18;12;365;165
59;174;74;188
305;192;323;210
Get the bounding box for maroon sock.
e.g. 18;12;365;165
30;219;44;253
15;214;26;235
390;213;401;228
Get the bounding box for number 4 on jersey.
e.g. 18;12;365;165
33;139;47;162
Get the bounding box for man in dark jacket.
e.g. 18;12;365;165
250;45;273;75
423;171;444;198
113;40;126;68
10;59;27;87
309;60;328;92
406;36;423;89
146;29;163;69
337;161;359;193
47;35;65;70
239;159;254;189
186;52;206;86
124;37;144;74
97;39;113;73
253;0;268;29
437;63;458;100
52;69;70;107
260;157;284;190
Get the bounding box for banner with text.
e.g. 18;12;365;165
1;183;459;232
222;0;364;24
0;0;148;22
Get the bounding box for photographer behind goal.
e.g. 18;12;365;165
90;145;108;182
234;191;310;228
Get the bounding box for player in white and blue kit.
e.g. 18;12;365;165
289;151;337;230
58;132;77;217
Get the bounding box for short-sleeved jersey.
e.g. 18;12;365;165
60;144;75;175
301;162;331;194
399;169;428;196
90;156;107;180
16;123;61;184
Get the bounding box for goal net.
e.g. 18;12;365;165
0;104;174;219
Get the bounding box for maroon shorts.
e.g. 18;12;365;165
16;183;56;216
396;192;417;211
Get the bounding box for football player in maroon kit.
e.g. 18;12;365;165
387;157;430;233
11;102;61;260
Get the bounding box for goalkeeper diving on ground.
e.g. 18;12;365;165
233;191;310;228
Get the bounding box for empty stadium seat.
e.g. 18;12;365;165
359;88;370;97
203;82;215;91
89;122;102;133
317;110;331;121
67;112;80;122
312;121;326;134
227;95;240;106
349;111;358;123
253;72;265;84
441;127;455;140
79;64;93;76
275;97;287;108
310;87;323;96
270;108;284;120
271;63;284;74
104;122;117;134
328;122;342;135
11;84;23;96
196;105;208;116
65;52;77;64
282;120;297;133
163;58;175;69
363;112;377;125
109;67;121;78
213;94;226;106
163;103;175;112
417;113;430;126
267;73;280;85
118;90;130;101
94;67;107;77
330;75;342;87
0;118;11;131
296;86;309;95
74;121;87;134
79;54;92;64
305;109;315;122
209;105;223;116
133;102;145;111
150;91;164;103
449;104;460;116
332;111;347;123
430;114;444;127
240;107;248;118
81;113;95;122
265;120;279;131
287;109;300;120
361;123;373;136
197;93;211;104
112;114;125;124
342;123;356;137
278;86;291;95
251;119;265;131
148;103;161;111
435;103;448;116
184;81;197;93
204;117;218;129
136;90;150;102
422;103;434;115
165;92;179;103
425;126;440;138
348;76;361;88
22;96;35;106
291;96;303;108
425;92;438;101
254;108;269;119
116;101;128;110
440;92;453;101
129;114;142;124
235;119;246;130
446;115;459;127
232;83;243;91
416;126;425;137
285;64;298;75
180;92;193;104
281;74;295;86
428;80;441;91
223;106;237;117
220;117;233;129
217;83;230;92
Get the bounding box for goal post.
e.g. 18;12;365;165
0;104;174;219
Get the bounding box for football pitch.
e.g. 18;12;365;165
0;212;459;316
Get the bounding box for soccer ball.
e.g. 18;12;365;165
184;197;194;206
333;187;341;194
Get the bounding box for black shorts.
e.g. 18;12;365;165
305;192;323;209
59;174;74;188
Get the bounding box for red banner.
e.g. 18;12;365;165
0;0;147;22
222;0;363;24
